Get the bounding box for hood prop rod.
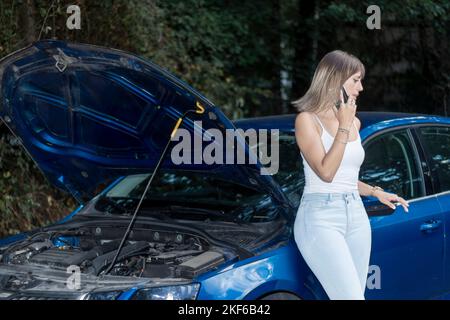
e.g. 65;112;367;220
103;102;205;276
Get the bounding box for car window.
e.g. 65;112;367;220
265;134;305;208
360;129;424;200
417;126;450;192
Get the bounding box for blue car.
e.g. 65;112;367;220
0;40;449;300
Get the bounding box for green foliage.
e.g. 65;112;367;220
1;0;287;118
0;134;76;237
309;0;450;114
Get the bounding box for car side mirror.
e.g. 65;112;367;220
362;197;395;217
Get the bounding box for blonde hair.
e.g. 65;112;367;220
291;50;365;113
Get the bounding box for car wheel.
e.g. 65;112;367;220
259;292;301;300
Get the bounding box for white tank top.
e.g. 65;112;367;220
300;113;365;194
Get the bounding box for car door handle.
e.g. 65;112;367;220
420;219;442;233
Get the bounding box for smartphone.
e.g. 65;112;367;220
335;87;349;110
342;87;349;104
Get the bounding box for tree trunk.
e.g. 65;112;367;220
269;0;282;115
19;0;36;46
291;0;316;103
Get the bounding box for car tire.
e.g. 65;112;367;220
259;292;301;300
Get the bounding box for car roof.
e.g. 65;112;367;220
233;111;436;132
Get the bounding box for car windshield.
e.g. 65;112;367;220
87;169;279;222
83;132;303;222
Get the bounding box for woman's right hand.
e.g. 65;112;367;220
336;91;357;129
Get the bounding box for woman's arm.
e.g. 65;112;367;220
357;180;375;197
357;180;409;212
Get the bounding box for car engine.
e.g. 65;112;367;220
0;226;228;280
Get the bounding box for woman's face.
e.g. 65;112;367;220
342;71;363;102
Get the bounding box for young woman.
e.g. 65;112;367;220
292;50;409;300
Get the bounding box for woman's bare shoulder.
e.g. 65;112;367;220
295;111;320;132
295;111;315;126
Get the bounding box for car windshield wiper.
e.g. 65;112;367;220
97;196;130;214
157;205;242;223
100;204;241;223
167;205;224;216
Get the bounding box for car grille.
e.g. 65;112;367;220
10;295;68;300
1;291;85;300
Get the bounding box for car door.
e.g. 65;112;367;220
360;127;445;299
415;125;450;297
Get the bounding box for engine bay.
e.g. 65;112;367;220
0;224;230;281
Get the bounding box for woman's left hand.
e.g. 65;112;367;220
375;190;409;212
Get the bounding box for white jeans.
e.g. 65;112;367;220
293;191;372;300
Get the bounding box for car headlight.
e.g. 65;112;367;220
85;290;123;300
131;283;200;300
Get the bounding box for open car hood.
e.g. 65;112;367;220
0;40;289;210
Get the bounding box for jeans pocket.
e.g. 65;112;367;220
302;198;330;210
